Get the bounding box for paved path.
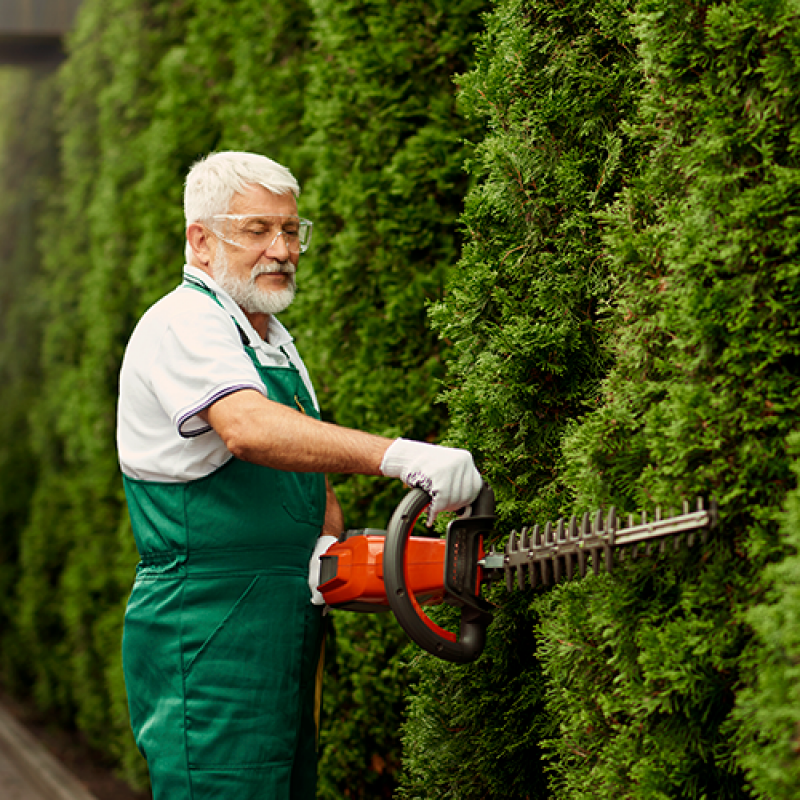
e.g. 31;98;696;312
0;704;98;800
0;738;50;800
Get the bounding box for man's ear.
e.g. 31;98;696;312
186;222;213;266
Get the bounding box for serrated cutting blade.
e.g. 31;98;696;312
479;498;718;590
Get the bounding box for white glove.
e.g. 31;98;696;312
308;535;339;605
380;438;482;524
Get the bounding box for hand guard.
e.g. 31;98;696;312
380;438;482;524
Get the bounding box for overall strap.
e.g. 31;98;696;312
180;273;308;396
182;274;252;349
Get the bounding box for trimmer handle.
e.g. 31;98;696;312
384;483;496;664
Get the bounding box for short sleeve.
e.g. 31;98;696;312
150;302;266;437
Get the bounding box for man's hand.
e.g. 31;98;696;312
308;535;339;605
380;438;482;523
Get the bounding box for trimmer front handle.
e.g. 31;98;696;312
383;483;496;664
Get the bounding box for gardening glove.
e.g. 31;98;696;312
380;438;482;524
308;534;339;605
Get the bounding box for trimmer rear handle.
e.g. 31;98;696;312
383;482;496;664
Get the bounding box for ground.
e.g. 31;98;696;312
0;690;150;800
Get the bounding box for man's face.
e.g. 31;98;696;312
208;184;301;316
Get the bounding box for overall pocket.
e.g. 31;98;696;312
279;470;326;527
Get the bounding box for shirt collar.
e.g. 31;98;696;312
182;265;294;350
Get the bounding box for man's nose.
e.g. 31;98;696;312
266;231;292;259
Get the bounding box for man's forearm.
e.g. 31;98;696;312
201;388;391;475
323;478;345;537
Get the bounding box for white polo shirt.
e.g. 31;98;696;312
117;265;319;483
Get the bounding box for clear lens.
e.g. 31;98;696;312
297;219;312;253
208;215;313;254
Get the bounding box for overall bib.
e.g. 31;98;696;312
122;278;326;800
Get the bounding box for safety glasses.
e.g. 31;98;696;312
205;214;313;254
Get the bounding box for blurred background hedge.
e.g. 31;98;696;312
1;0;800;797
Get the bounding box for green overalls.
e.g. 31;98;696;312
122;277;326;800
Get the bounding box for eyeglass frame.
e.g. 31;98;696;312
204;214;313;254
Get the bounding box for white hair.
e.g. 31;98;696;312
183;151;300;262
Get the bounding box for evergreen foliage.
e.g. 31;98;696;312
400;592;553;800
0;66;58;687
542;0;800;795
293;0;491;525
429;0;640;527
317;614;412;799
291;2;490;793
735;433;800;799
401;0;641;794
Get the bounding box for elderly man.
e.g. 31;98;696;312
116;151;481;800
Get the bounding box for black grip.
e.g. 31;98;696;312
383;484;496;664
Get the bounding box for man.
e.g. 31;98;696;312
116;151;481;800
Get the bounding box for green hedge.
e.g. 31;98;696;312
295;1;490;794
0;66;58;689
403;0;800;797
294;0;490;524
546;0;800;795
400;0;641;794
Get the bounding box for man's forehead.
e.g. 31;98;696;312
229;184;298;216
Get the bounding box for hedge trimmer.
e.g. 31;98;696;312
318;484;718;663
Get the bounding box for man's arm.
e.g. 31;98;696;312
199;387;482;519
199;388;391;474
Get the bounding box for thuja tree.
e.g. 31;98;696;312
17;0;313;787
542;0;800;796
16;0;193;785
0;66;58;687
399;0;642;796
735;433;800;799
294;1;491;795
294;0;491;523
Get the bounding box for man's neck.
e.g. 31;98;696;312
189;262;272;342
244;310;271;342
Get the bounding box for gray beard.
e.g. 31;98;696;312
213;250;296;315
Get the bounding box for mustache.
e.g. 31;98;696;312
250;261;296;278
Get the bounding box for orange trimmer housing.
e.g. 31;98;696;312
318;484;497;663
319;528;448;612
